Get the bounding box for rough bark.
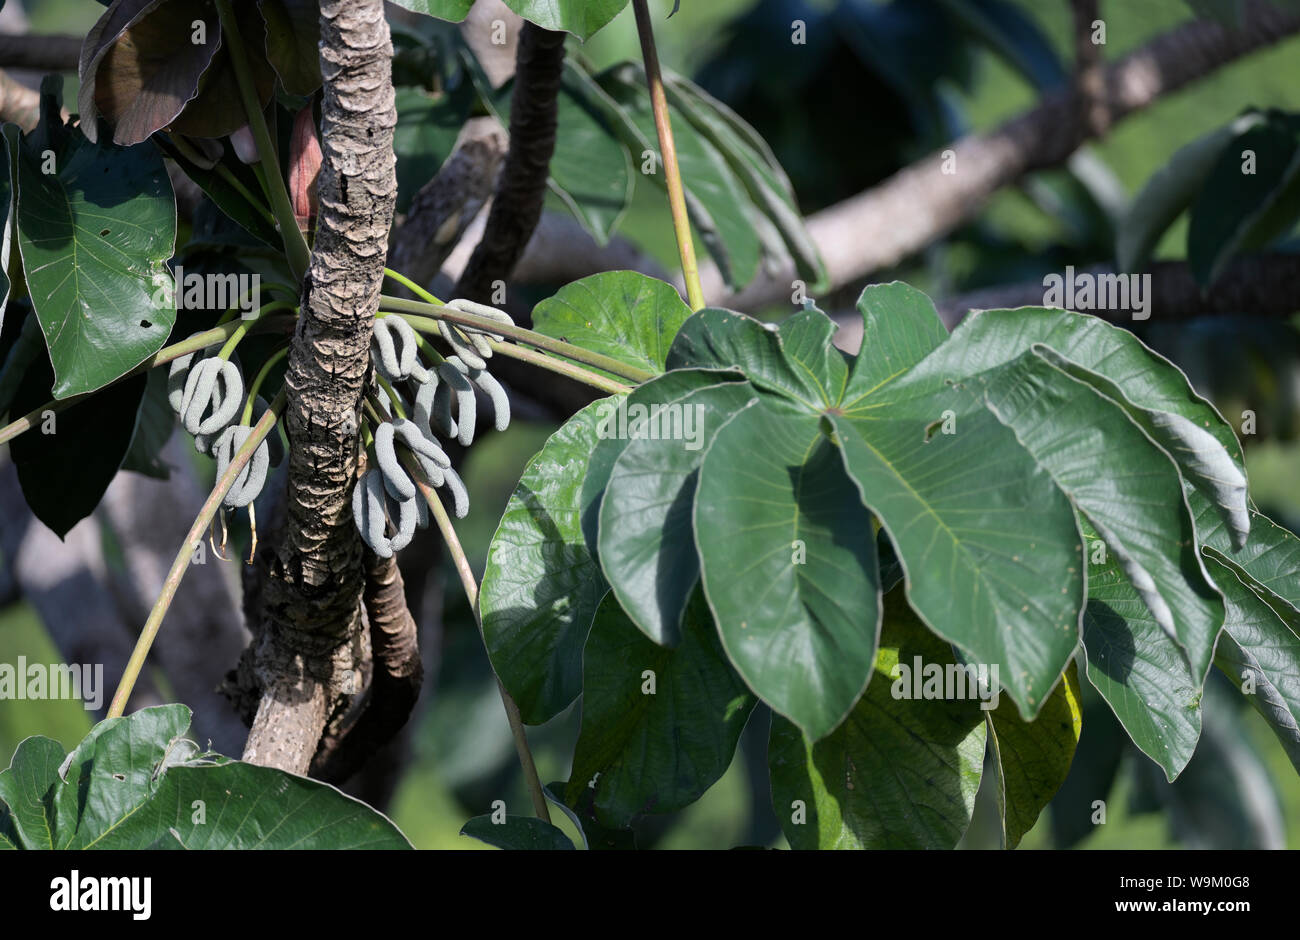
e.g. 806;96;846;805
454;22;566;304
311;551;423;783
241;0;398;773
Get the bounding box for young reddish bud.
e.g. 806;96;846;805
289;103;322;236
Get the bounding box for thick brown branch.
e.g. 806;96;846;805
697;1;1300;310
242;0;398;773
311;551;423;783
934;253;1300;329
1072;0;1109;137
454;22;566;304
0;33;80;72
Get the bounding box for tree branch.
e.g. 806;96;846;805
697;1;1300;311
242;0;398;774
934;253;1300;329
454;21;566;304
0;33;80;72
310;551;423;783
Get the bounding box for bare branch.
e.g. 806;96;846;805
934;253;1300;329
0;33;80;72
454;22;566;304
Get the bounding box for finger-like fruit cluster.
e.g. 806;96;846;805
169;350;281;507
353;304;512;557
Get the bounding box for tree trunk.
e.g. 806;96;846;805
241;0;398;773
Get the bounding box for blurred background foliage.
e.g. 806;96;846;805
2;0;1299;849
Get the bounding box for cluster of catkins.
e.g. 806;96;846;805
354;301;513;558
167;350;282;508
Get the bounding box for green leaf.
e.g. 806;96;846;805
460;814;575;850
10;354;146;538
503;0;630;40
971;346;1224;687
596;66;762;291
934;0;1067;91
1116;113;1258;271
548;76;633;244
986;662;1082;849
1082;527;1202;781
387;0;474;23
840;281;949;406
579;367;744;560
0;705;411;849
1207;552;1300;774
0;736;66;849
0;129;12;334
12;103;177;399
153;134;279;248
121;366;174;479
481;399;614;724
832;392;1084;720
563;591;756;826
259;0;322;96
597;381;757;644
667;307;827;410
531;271;692;379
768;589;987;849
1188;110;1300;286
896;306;1249;549
663;74;826;289
696;403;880;739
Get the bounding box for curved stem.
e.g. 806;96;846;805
383;267;443;305
632;0;704;311
379;296;653;384
241;345;290;425
214;0;310;282
107;390;286;718
406;454;551;824
218;302;297;360
488;340;629;396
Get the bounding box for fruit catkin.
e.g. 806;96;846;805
213;424;270;508
437;360;476;446
181;358;243;436
445;298;512;342
373;419;416;501
444;356;510;432
168;352;197;414
371;315;420;381
353;468;393;558
441;465;469;519
436;319;487;371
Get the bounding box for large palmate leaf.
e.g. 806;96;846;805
564;592;756;827
971;346;1224;686
481;400;614;724
696;402;880;740
768;589;987;849
986;662;1082;849
1116;113;1259;272
80;0;275;144
531;271;692;379
893;305;1249;548
595;66;762;291
1188;109;1300;287
9;348;146;537
579;367;744;562
1082;520;1203;781
258;0;321;96
0;706;409;849
1209;553;1300;774
598;380;757;645
663;74;826;289
12;94;177;398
